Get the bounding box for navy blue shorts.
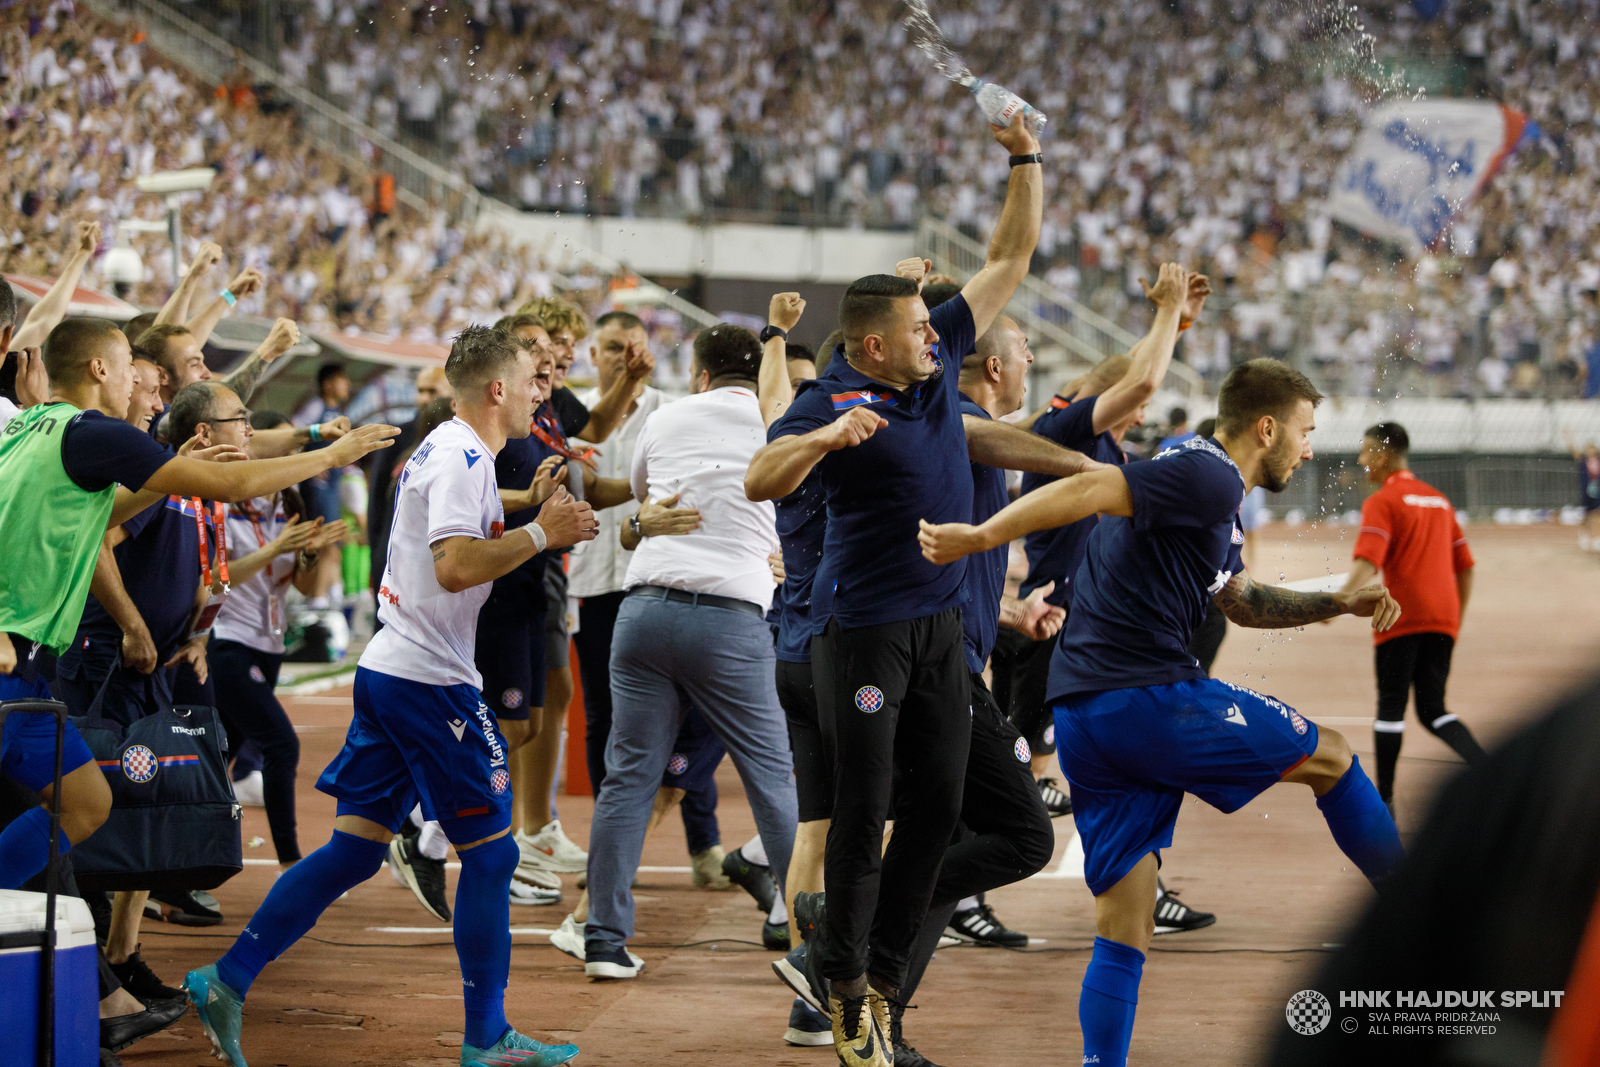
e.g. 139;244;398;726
317;667;513;843
1053;677;1320;896
1;673;95;792
661;706;726;794
475;588;546;721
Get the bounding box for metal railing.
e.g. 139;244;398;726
917;217;1208;398
82;0;724;335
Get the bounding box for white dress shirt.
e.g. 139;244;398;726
623;386;778;610
566;383;668;598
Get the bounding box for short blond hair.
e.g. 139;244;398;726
516;297;589;341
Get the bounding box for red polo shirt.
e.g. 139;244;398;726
1352;470;1474;645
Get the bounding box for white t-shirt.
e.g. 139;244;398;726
361;418;506;689
566;384;669;598
624;386;778;610
0;398;19;431
214;495;295;655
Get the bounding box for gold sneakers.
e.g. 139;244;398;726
690;845;732;889
829;991;889;1067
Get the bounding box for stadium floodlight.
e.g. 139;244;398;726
134;168;217;286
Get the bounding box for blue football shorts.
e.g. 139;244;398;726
1052;677;1320;896
317;666;513;844
1;672;95;792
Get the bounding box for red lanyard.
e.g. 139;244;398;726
529;409;595;462
187;498;229;593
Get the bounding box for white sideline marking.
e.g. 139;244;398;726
1031;828;1084;881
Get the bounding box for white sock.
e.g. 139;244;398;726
409;804;426;829
957;895;980;911
741;833;768;867
418;819;449;861
769;898;788;926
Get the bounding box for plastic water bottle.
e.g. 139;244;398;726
962;77;1047;131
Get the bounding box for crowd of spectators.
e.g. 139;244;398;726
6;0;1600;398
203;0;1600;399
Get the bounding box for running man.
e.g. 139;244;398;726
1342;422;1485;818
918;359;1406;1067
183;325;596;1067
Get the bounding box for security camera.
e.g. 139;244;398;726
135;168;218;196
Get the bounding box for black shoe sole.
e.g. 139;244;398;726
145;901;223;927
1153;913;1217;935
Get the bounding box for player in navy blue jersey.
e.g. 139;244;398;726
748;110;1102;1067
919;355;1405;1067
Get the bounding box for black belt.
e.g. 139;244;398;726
627;584;763;617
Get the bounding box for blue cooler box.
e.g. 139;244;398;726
0;890;98;1067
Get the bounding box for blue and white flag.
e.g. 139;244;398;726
1329;100;1529;257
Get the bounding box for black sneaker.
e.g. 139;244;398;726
145;889;223;927
762;918;790;951
721;846;777;913
888;999;946;1067
389;827;451;922
946;900;1028;948
772;941;828;1012
1038;777;1073;817
1153;880;1216;935
109;946;184;1002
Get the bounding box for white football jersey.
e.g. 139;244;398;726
361;418;505;689
214;494;296;655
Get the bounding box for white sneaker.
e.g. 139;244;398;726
513;862;562;891
509;880;562;907
516;820;588;874
233;770;265;807
550;913;585;960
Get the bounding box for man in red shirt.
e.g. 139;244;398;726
1343;422;1485;817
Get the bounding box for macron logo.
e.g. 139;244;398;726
449;719;468;741
1224;705;1248;726
464;449;483;468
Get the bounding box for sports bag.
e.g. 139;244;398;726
68;663;242;891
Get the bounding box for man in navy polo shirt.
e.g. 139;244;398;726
747;111;1096;1067
919;357;1406;1067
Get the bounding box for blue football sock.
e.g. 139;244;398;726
0;807;70;890
215;830;387;998
1316;755;1404;885
454;832;518;1050
1079;935;1144;1067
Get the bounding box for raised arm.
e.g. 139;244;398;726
155;242;223;328
759;292;806;428
140;423;399;503
919;466;1133;564
249;416;350;459
432;488;595;592
963;415;1105;477
1213;572;1401;630
1090;265;1204;435
187;266;264;347
221;317;300;403
745;407;886;501
957;113;1042;339
576;342;654;444
12;222;99;351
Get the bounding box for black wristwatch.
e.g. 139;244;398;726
1009;153;1043;167
628;513;642;538
759;324;788;344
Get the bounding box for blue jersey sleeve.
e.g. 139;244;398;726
62;410;175;493
1123;449;1244;533
929;294;976;395
1032;396;1099;452
770;378;838;440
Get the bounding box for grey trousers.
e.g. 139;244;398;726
585;593;799;951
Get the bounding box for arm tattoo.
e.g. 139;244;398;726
222;352;266;402
431;546;446;561
1213;573;1342;628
